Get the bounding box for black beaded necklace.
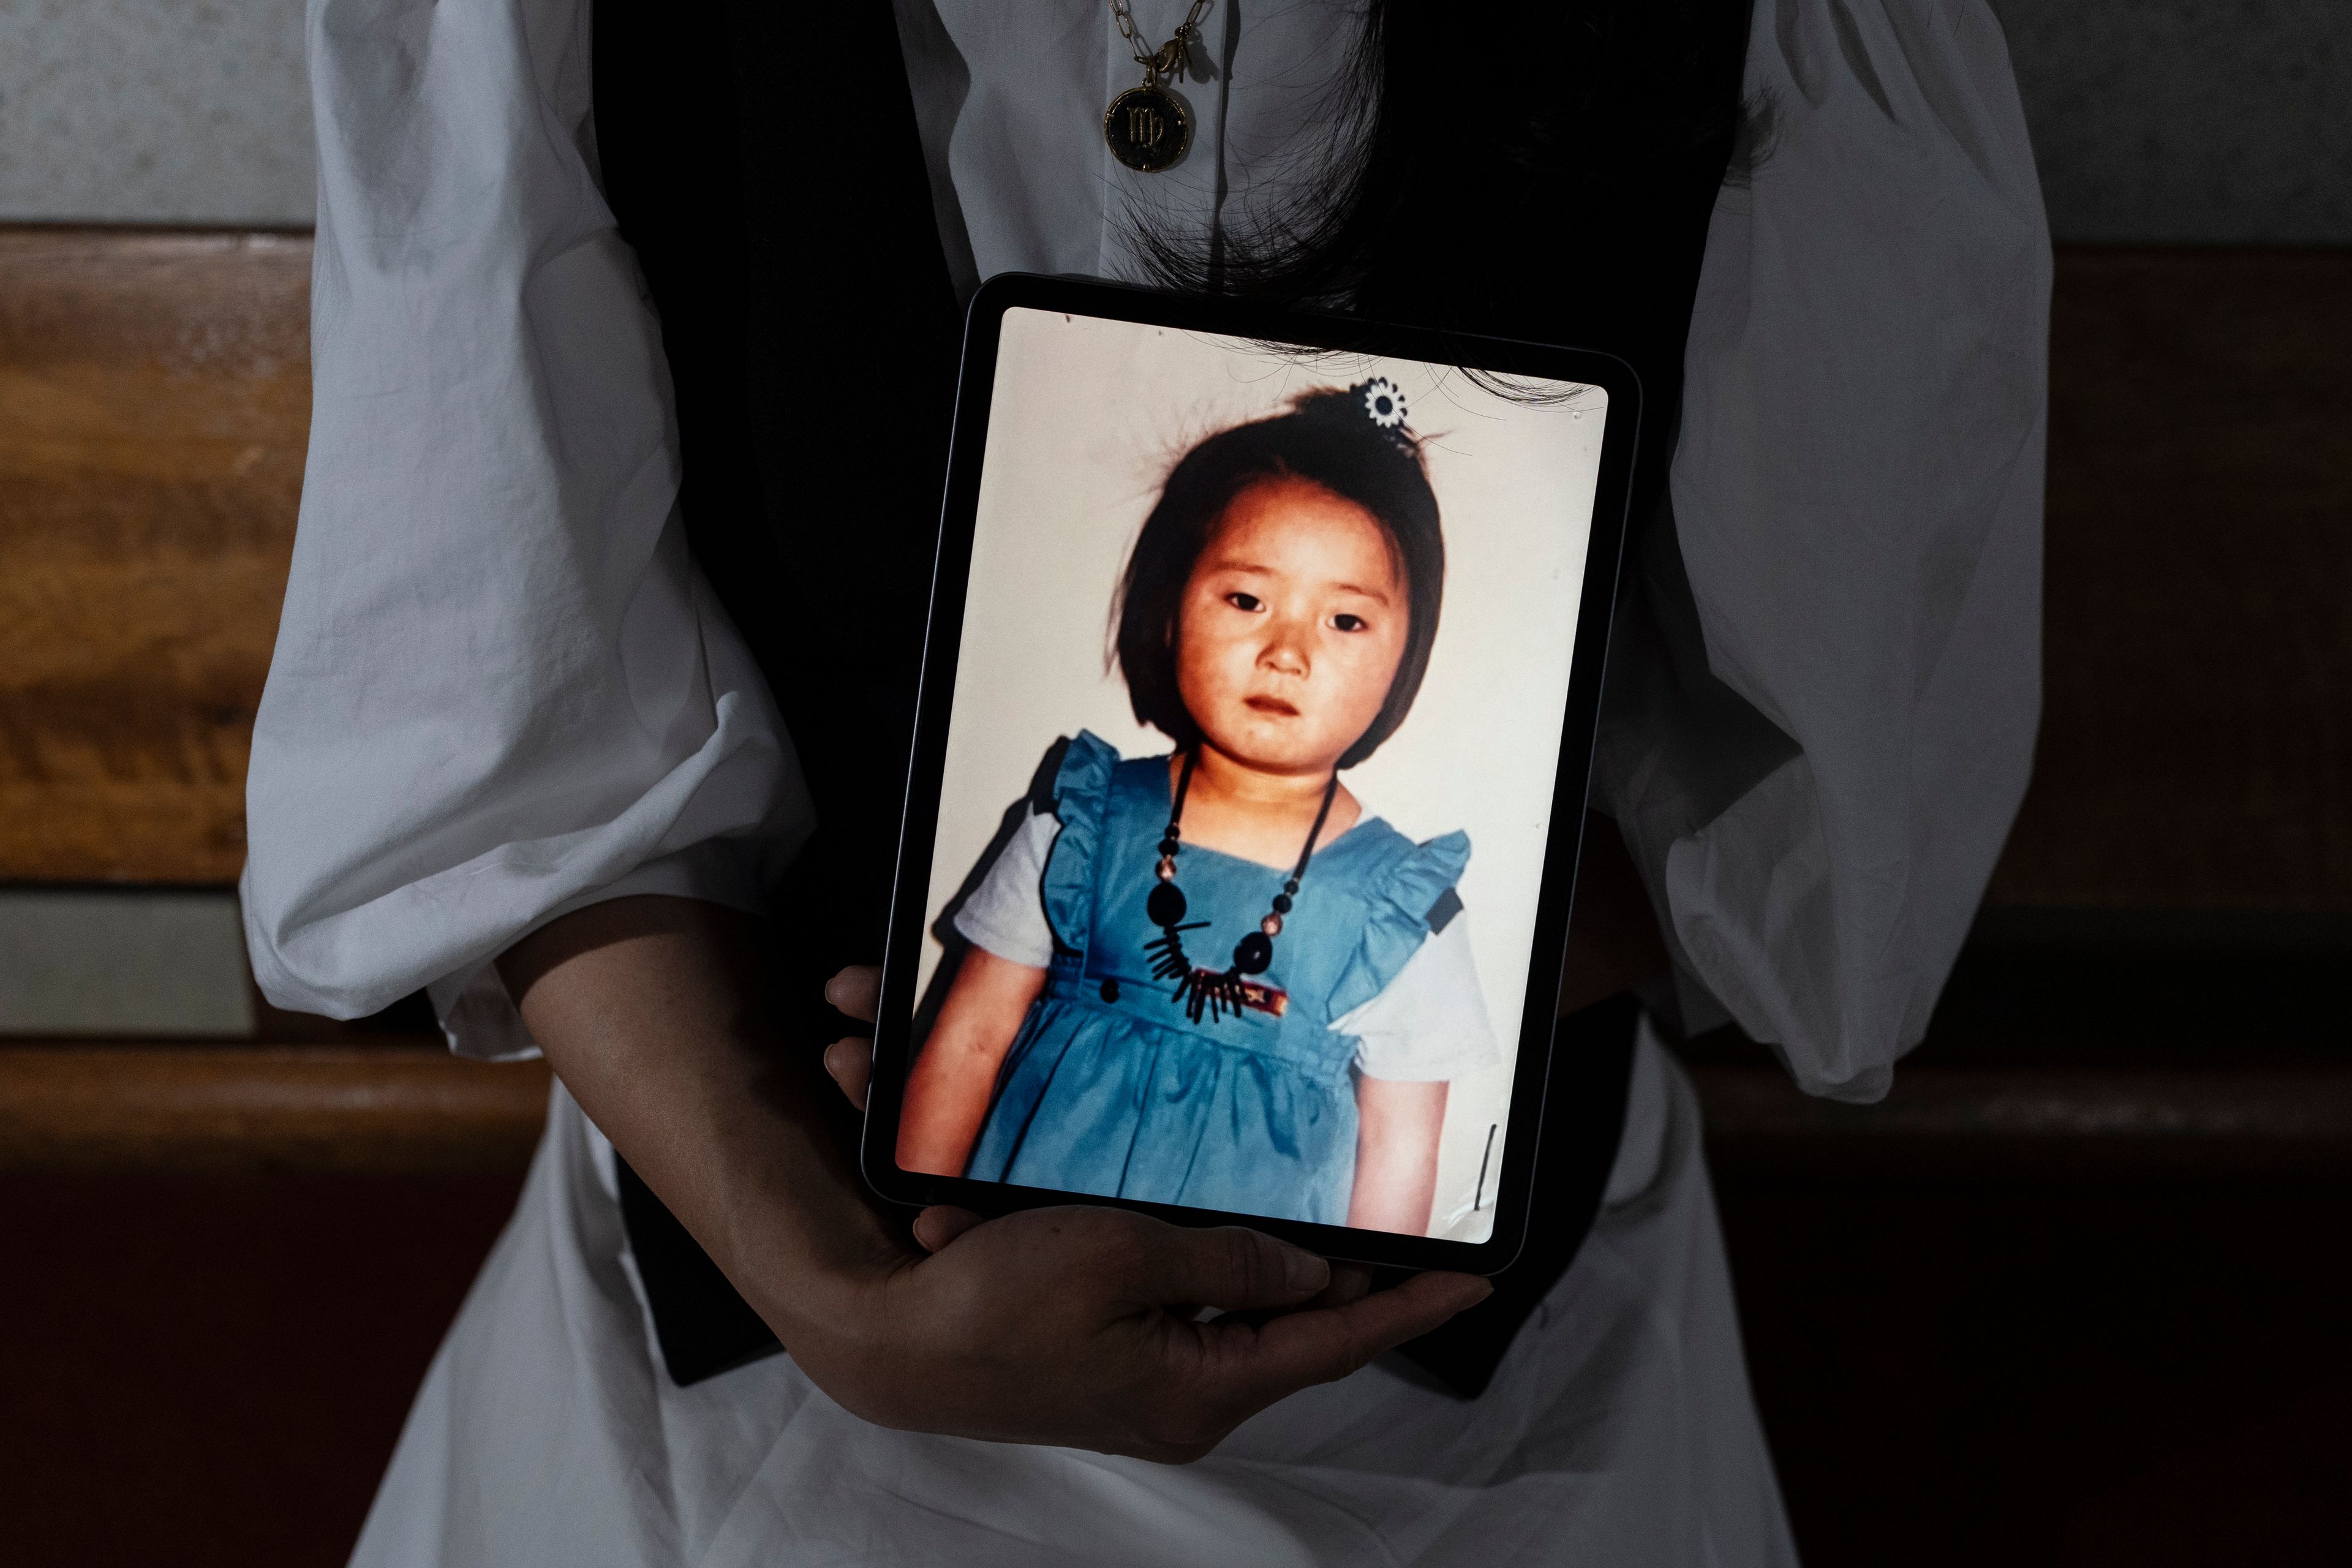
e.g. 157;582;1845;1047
1143;747;1342;1023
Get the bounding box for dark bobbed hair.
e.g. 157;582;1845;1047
1114;388;1444;769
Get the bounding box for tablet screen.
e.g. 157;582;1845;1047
896;303;1613;1246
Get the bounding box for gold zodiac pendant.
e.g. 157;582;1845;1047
1104;81;1192;173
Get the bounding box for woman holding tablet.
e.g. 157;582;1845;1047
244;1;2048;1562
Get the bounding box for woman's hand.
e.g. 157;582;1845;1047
784;1191;1480;1461
503;902;1489;1466
816;964;1483;1457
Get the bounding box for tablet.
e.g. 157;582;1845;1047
860;274;1640;1274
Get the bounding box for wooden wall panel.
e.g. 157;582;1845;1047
1987;249;2352;909
0;228;310;883
0;1046;549;1171
7;1041;2346;1175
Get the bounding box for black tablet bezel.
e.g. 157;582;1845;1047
859;273;1642;1275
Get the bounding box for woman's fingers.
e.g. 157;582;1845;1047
829;1208;1485;1464
824;965;882;1023
1214;1270;1491;1400
1209;1257;1373;1329
1133;1223;1331;1313
818;967;879;1110
910;1205;987;1253
821;1036;872;1110
1308;1262;1374;1311
1126;1267;1489;1461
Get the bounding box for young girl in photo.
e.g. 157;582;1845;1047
900;379;1501;1235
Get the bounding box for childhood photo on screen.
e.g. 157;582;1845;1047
899;308;1608;1243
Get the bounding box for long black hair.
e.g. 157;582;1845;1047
1132;0;1758;330
1114;386;1444;769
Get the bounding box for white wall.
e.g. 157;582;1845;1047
0;0;312;224
5;0;2349;241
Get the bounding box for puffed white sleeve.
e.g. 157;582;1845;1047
239;0;813;1060
1594;0;2049;1101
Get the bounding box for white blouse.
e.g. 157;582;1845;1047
289;6;2045;1564
244;0;2046;1101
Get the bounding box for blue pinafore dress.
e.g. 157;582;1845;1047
966;731;1472;1226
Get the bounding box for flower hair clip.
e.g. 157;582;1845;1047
1349;376;1416;454
1358;376;1407;429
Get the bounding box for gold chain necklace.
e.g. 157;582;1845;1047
1105;0;1213;173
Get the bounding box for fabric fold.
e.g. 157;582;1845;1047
1600;0;2049;1100
1038;730;1123;956
1325;830;1472;1022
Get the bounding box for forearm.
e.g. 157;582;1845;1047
497;895;900;1349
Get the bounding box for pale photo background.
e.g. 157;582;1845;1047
919;306;1608;1242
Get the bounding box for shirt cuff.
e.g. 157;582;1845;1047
425;839;770;1062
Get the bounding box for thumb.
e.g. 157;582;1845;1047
911;1205;986;1253
1132;1223;1330;1313
1197;1270;1493;1409
824;965;881;1023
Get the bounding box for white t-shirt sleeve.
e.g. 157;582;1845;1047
1334;916;1504;1083
951;810;1060;969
